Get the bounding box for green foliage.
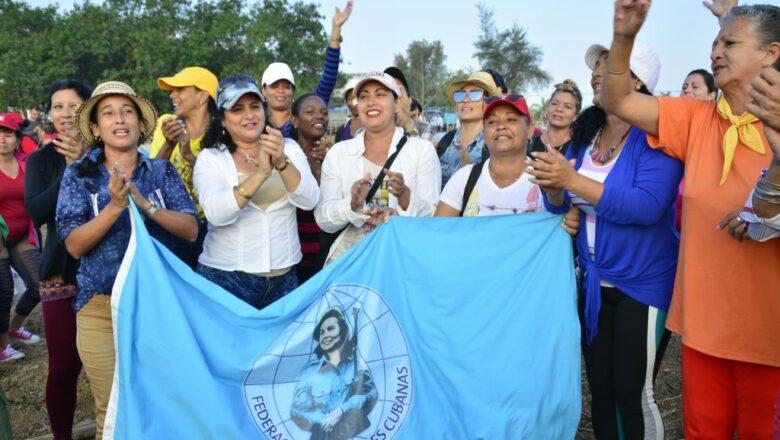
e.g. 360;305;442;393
0;0;329;113
392;39;450;108
473;3;551;94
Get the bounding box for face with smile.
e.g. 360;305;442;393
357;81;397;132
89;95;143;151
221;94;265;145
456;84;486;123
484;104;529;156
546;91;578;130
318;317;342;353
0;128;18;157
263;80;294;111
293;95;328;140
50;88;84;135
170;86;207;118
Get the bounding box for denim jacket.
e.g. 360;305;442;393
291;352;377;436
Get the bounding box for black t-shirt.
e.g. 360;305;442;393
528;135;571;157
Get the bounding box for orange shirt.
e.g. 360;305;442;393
648;97;780;367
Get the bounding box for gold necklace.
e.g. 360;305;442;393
236;147;260;167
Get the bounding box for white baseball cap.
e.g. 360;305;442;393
261;62;295;88
585;42;660;93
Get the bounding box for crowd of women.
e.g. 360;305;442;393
1;0;779;438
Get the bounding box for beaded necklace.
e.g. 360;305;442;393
590;127;630;165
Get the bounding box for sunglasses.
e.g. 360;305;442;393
218;73;257;93
453;89;485;103
485;94;525;105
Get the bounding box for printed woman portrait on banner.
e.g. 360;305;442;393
291;307;377;440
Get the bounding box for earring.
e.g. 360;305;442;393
95;135;102;143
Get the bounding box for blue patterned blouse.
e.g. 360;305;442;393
56;153;196;312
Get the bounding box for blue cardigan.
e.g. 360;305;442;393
544;128;683;344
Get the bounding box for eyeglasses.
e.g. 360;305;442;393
218;74;257;94
453;89;485;103
485;94;525;105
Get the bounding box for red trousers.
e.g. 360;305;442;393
682;344;780;439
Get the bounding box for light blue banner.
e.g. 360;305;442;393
106;206;581;439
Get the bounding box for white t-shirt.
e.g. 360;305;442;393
439;159;545;216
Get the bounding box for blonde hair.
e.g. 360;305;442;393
550;79;582;113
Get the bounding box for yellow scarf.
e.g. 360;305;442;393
716;96;765;186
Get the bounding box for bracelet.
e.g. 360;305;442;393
275;157;291;172
330;35;343;44
606;68;629;76
234;185;252;200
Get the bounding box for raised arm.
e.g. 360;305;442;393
313;1;352;105
600;0;660;136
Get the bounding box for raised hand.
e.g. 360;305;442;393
613;0;652;39
350;173;371;212
333;1;353;29
52;128;87;165
259;125;286;169
108;164;129;210
703;0;737;20
161;117;186;146
525;147;578;191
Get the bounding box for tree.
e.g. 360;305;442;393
393;40;450;108
473;3;551;94
0;0;330;112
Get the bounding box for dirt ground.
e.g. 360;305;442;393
1;308;683;439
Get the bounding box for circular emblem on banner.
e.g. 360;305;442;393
244;284;413;440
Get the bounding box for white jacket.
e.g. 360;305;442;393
315;127;442;233
193;139;319;273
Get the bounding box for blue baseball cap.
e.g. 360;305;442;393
216;74;264;110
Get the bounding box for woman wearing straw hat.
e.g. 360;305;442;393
438;71;502;186
56;81;198;438
151;66;218;267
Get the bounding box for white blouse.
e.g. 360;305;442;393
193;139;319;273
314;127;442;233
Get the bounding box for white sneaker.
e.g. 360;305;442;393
0;344;24;362
8;326;41;345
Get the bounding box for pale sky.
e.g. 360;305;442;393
28;0;775;106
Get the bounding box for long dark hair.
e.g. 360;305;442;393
571;81;652;149
202;95;266;153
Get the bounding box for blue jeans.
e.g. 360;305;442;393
195;264;298;310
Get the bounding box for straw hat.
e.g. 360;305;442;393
76;81;158;144
446;71;502;104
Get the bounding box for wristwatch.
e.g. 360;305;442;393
276;157;291;172
144;199;160;217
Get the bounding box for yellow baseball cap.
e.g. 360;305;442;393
157;67;218;100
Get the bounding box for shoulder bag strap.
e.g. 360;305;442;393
459;161;485;217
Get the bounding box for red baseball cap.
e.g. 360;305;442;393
482;94;531;122
0;113;21;132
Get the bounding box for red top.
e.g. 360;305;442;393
0;161;29;242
